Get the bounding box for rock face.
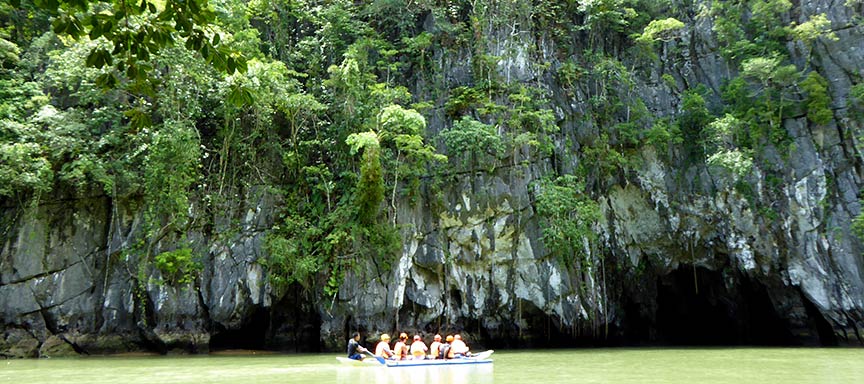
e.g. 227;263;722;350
2;0;864;356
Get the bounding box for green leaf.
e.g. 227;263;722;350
126;65;138;80
51;18;68;35
85;48;113;68
227;84;255;107
70;20;85;38
236;57;248;74
226;57;236;73
95;73;118;89
124;107;152;129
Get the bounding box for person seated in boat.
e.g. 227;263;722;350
410;334;428;359
429;334;442;359
346;332;368;360
393;333;410;360
450;334;470;358
440;335;453;359
375;333;394;359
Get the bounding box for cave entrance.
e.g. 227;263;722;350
656;266;793;345
269;286;322;352
209;307;269;351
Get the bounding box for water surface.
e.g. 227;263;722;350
2;348;862;383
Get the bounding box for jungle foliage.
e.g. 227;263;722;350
2;0;859;305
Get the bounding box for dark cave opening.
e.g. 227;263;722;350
269;286;322;352
801;291;838;346
655;266;794;345
209;285;322;352
209;307;269;351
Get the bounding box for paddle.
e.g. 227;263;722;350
364;349;386;365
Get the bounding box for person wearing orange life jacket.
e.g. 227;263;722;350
429;334;442;359
449;334;470;358
441;335;454;359
392;333;410;360
375;334;394;359
409;335;428;359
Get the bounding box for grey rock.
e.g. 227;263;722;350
38;334;77;358
3;0;864;356
1;329;39;358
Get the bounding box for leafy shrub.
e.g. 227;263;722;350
154;248;201;285
800;72;833;125
535;175;601;268
440;116;503;170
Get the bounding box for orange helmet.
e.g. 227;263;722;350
445;335;454;342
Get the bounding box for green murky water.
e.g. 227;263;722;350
2;348;863;383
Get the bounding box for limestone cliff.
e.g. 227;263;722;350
2;0;864;357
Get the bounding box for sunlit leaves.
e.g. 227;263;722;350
27;0;248;95
0;142;54;197
154;248;202;285
0;36;22;66
440;116;503;170
706;149;753;179
791;14;838;44
378;104;425;136
635;17;684;44
346;130;380;155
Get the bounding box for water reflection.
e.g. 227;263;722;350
336;364;494;384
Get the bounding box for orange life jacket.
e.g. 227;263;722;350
393;341;408;360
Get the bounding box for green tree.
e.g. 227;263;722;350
440;116;503;172
346;131;385;225
535;175;601;269
23;0;247;92
635;17;684;44
791;13;838;66
377;104;446;221
800;71;833;126
740;55;799;138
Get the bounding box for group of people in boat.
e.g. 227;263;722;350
346;331;471;360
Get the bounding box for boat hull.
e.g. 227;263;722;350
335;357;381;366
384;358;492;367
336;350;494;367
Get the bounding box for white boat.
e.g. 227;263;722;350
335;356;383;366
335;350;494;367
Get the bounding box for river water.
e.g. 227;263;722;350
3;348;863;384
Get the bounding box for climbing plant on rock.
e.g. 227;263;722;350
346;130;384;225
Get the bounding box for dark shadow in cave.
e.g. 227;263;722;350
209;307;269;351
801;290;838;346
656;266;794;345
269;286;322;352
444;300;594;349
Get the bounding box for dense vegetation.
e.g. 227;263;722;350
1;0;858;318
